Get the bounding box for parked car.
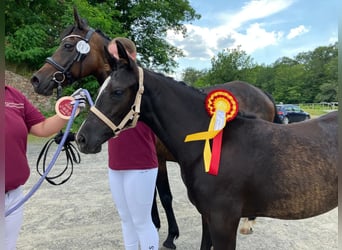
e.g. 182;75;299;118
276;104;311;124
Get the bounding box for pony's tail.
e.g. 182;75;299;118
263;91;282;124
273;111;282;124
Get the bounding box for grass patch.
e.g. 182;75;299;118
300;104;337;116
28;134;49;143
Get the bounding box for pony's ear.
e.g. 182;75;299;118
116;40;137;68
104;46;118;71
116;41;130;61
73;6;88;30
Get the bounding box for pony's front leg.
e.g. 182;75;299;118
200;215;212;250
209;214;240;250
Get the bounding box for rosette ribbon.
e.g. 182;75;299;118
184;90;238;175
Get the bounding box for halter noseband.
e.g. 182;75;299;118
90;67;144;137
46;28;95;86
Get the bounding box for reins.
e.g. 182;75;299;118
36;130;80;185
35;82;81;186
90;67;144;136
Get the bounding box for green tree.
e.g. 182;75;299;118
294;43;338;102
112;0;200;72
248;65;275;95
202;46;256;87
182;67;207;86
315;80;338;102
5;0;200;73
271;57;307;103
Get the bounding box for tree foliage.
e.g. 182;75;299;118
184;42;338;103
5;0;200;73
201;46;255;86
5;1;337;104
182;67;207;86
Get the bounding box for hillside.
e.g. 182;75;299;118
5;70;54;111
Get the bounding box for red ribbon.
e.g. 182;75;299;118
208;130;223;175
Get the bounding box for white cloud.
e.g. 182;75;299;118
167;0;293;63
286;25;309;39
223;0;294;29
230;23;284;53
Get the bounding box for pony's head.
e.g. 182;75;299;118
30;7;109;96
76;41;142;154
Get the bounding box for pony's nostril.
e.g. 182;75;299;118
76;134;86;145
30;75;40;87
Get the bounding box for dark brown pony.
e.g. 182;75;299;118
75;42;337;250
30;8;280;248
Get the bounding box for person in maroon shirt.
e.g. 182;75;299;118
5;85;71;250
106;38;159;250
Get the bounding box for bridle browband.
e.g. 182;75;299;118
89;67;144;137
45;28;95;86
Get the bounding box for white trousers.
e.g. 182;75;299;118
5;186;24;250
108;168;159;250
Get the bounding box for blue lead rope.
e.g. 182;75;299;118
5;89;94;217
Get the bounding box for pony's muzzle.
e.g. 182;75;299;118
75;132;102;154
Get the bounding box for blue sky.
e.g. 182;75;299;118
166;0;339;76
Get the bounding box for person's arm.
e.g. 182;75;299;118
29;114;68;137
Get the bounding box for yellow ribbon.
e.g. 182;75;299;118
185;109;227;172
184;90;238;174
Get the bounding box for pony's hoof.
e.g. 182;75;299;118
239;227;253;235
163;241;176;249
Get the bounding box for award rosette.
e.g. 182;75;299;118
185;90;238;175
55;96;80;120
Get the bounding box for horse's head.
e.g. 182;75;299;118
76;41;142;154
30;7;110;96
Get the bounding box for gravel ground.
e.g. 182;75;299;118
14;140;338;250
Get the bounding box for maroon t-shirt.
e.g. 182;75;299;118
5;86;45;192
108;121;158;170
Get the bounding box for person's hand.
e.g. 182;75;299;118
71;88;87;109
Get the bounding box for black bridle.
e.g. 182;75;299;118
36;28;95;186
45;28;95;90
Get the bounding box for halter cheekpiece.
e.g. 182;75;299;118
90;67;144;137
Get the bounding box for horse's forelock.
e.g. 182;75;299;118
60;25;76;40
60;20;90;41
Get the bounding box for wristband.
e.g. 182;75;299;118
55;96;80;120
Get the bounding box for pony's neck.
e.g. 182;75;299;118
93;33;111;85
140;69;209;163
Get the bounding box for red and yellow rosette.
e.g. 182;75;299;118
184;90;238;175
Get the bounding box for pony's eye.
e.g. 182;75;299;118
64;43;74;50
113;89;124;96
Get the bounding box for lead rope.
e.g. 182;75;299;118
36;84;81;185
5;98;84;217
35;131;80;185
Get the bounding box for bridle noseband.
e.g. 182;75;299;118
89;67;145;137
46;28;95;86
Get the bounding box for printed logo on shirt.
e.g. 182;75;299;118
5;102;24;109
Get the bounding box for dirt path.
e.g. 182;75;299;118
15;140;337;250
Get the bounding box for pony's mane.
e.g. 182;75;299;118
95;29;111;42
145;68;205;95
144;69;257;120
237;111;257;119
